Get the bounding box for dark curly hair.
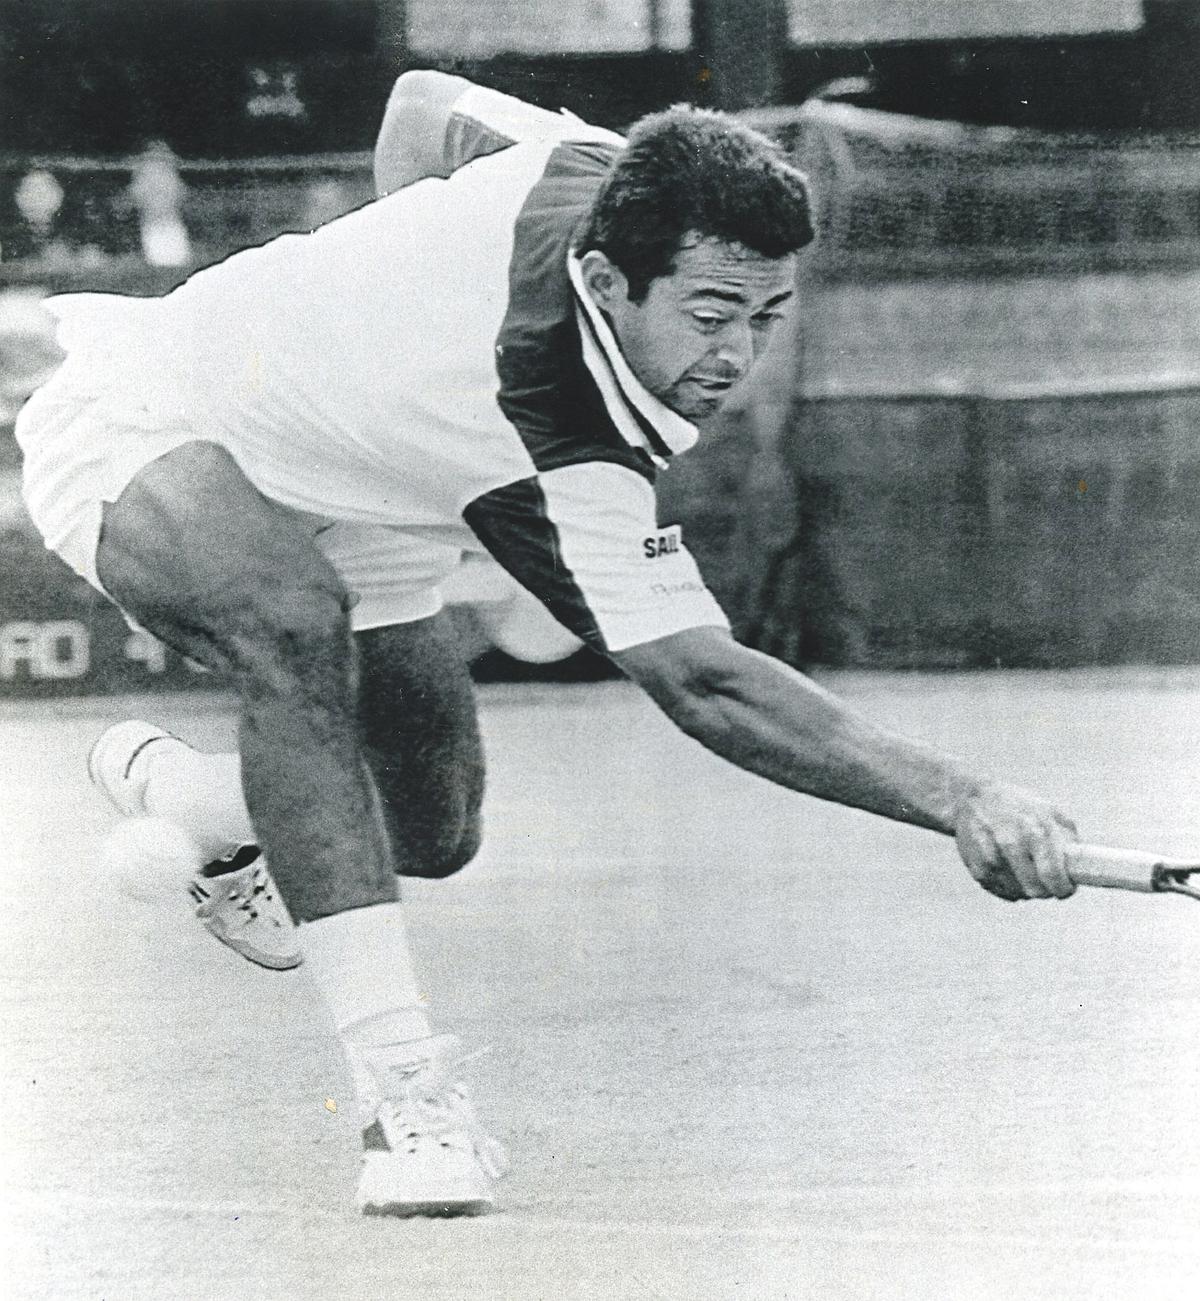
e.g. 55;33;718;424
576;106;813;303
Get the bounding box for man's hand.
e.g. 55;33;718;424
954;782;1079;901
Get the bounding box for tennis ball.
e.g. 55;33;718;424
476;591;584;664
96;817;206;902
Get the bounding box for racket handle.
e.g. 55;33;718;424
1065;843;1198;893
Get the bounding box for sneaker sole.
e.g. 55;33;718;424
196;913;303;970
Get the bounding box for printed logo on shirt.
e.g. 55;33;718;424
642;524;682;560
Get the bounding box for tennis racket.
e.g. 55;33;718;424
1066;843;1200;902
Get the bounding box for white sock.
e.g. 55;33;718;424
132;741;254;863
302;902;434;1122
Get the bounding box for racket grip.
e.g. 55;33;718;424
1065;843;1186;893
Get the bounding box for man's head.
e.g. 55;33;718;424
576;106;813;422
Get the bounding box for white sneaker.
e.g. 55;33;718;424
88;720;301;970
187;851;302;971
355;1035;507;1217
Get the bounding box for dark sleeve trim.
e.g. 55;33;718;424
462;477;607;652
444;111;517;174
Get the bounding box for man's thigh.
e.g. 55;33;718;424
95;440;350;671
355;615;485;879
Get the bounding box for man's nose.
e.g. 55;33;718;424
711;322;754;375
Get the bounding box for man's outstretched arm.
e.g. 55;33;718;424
612;626;1078;902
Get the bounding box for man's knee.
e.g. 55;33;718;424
112;544;352;686
446;816;484;875
229;580;355;691
400;815;483;880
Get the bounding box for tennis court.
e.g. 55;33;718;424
4;668;1200;1299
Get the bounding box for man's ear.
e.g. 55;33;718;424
579;250;630;312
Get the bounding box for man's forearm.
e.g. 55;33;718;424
650;643;981;834
615;628;1076;899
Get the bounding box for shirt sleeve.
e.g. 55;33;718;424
462;461;730;655
374;71;622;197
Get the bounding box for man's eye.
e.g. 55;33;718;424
692;313;724;330
751;312;783;330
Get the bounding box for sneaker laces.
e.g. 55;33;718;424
236;864;285;925
189;856;288;930
365;1038;508;1179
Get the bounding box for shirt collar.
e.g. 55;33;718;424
567;251;699;462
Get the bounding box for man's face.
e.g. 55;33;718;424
581;235;797;422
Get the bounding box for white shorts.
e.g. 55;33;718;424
15;353;465;632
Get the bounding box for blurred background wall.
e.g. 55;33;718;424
1;0;1198;692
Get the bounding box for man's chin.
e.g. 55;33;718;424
666;391;729;423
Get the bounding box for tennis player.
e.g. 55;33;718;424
16;71;1078;1217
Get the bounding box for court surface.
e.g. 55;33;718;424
3;668;1200;1300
